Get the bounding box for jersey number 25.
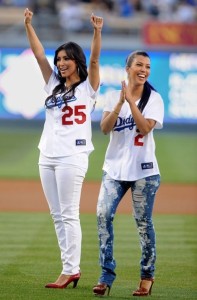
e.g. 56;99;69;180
62;105;86;125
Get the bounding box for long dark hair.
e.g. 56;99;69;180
126;50;156;113
45;42;88;107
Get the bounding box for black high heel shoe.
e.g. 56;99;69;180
45;273;81;289
93;283;111;296
132;278;154;296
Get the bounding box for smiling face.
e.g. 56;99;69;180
126;54;151;86
56;49;79;80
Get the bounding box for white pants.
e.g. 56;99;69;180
38;152;88;275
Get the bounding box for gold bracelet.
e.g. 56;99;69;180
113;110;119;116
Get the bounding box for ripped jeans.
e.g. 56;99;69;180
96;172;160;287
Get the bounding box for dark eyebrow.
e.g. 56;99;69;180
136;61;150;66
57;55;70;59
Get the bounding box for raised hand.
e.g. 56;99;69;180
119;80;126;105
122;80;136;105
90;13;104;31
24;8;33;25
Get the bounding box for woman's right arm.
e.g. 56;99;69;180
100;87;125;135
24;8;52;84
100;103;122;135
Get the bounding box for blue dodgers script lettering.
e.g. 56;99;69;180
114;115;136;132
47;95;77;109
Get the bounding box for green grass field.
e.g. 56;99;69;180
0;213;196;300
0;122;196;299
0;121;196;183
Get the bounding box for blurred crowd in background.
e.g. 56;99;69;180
0;0;196;36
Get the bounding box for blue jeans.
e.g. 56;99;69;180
96;172;160;287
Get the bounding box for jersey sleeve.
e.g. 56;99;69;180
86;77;100;99
44;72;59;95
85;78;100;111
143;91;164;129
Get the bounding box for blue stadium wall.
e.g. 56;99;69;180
0;48;196;124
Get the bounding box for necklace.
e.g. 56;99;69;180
65;85;71;91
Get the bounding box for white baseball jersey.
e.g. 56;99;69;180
38;72;99;157
102;89;164;181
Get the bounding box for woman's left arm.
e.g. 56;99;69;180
129;103;156;136
88;14;103;91
123;81;156;136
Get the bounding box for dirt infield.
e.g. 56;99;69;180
0;179;196;214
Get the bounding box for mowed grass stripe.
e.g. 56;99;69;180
0;127;196;183
0;213;196;299
154;132;197;183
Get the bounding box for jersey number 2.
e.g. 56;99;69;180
134;134;144;146
62;105;86;125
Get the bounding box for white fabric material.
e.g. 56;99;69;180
38;72;99;157
102;89;164;181
39;152;88;274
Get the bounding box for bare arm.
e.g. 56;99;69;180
128;103;156;135
88;14;103;91
24;8;52;84
100;87;125;134
123;81;156;135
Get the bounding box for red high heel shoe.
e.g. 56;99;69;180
45;273;81;289
93;283;111;296
132;278;154;296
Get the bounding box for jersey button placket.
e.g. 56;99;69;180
54;108;59;134
120;129;128;179
53;108;60;155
